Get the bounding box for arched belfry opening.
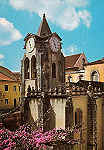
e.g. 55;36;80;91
31;55;36;79
24;57;30;79
52;63;56;78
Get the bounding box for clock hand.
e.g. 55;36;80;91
30;43;32;48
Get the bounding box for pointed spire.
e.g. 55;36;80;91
37;14;52;37
43;13;45;18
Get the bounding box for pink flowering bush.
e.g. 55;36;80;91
0;123;80;150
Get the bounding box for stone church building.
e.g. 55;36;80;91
21;14;104;150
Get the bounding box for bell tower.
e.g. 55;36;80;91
21;14;65;97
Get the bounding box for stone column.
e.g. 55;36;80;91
102;100;104;150
87;96;97;150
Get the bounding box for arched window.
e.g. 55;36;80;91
31;55;36;79
58;61;62;81
14;99;16;107
91;71;99;82
52;63;56;78
79;75;84;81
24;57;30;79
75;108;82;126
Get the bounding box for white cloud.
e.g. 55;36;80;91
65;0;88;7
57;7;80;30
9;0;91;31
0;54;4;59
0;54;4;65
78;10;91;28
0;18;22;46
66;44;81;55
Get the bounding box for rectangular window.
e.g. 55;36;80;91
5;85;8;91
13;86;16;91
14;99;16;107
5;99;8;104
19;97;21;102
19;86;20;92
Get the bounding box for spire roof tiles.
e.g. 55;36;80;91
37;14;52;37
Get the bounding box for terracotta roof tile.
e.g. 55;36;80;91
65;54;81;69
13;72;21;81
85;58;104;66
0;73;14;81
0;66;17;81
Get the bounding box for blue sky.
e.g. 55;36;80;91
0;0;104;71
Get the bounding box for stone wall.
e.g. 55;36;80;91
84;63;104;82
72;95;88;150
50;97;66;129
25;89;68;130
96;97;103;150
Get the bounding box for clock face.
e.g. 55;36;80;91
26;37;35;52
50;37;60;52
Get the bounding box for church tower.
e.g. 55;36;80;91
21;14;65;97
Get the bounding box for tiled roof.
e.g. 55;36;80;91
0;66;17;81
85;58;104;66
0;72;14;81
13;72;21;81
65;53;82;69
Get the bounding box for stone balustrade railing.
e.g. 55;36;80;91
27;85;67;98
26;80;104;98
